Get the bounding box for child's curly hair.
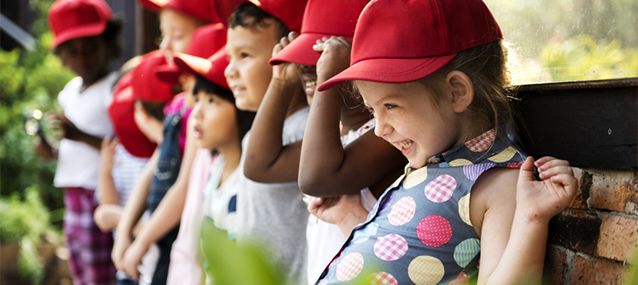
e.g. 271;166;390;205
228;2;289;39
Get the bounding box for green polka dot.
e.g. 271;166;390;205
453;238;480;268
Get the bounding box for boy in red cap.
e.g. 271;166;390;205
40;0;122;284
314;0;578;284
247;0;406;283
222;1;309;283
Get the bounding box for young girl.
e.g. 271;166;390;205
314;0;578;284
40;0;121;283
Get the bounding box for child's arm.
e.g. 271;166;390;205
98;137;120;205
308;195;368;235
299;37;405;197
94;204;123;232
120;128;198;281
112;149;158;270
475;157;577;284
243;32;306;183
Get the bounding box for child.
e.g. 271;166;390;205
315;0;578;284
171;47;255;284
223;1;309;283
39;0;121;283
249;0;405;283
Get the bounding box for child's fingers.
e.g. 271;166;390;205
534;156;563;167
539;165;573;180
549;173;578;196
517;156;536;183
537;158;570;171
288;31;298;42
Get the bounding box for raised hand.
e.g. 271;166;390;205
313;36;351;83
516;156;578;222
272;32;301;82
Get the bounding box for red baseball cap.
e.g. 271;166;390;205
318;0;503;91
173;48;230;89
269;0;370;66
210;0;247;25
132;51;175;102
109;73;157;158
48;0;112;47
156;23;228;84
138;0;217;23
247;0;307;33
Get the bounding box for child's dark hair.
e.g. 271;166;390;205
426;40;513;135
139;101;166;121
53;18;122;60
228;2;289;39
193;75;255;143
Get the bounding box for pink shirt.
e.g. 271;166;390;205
166;149;213;285
163;93;192;154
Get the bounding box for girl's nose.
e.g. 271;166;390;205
224;61;237;79
373;115;391;138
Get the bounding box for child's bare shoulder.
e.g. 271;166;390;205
470;167;518;231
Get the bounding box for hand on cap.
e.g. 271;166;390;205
314;36;351;84
272;32;302;83
516;156;578;222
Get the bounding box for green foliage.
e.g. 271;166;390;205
200;220;286;285
541;35;638;82
0;187;58;284
626;247;638;285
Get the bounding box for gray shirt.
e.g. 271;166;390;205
236;107;310;284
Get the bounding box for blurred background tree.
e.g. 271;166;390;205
0;0;73;214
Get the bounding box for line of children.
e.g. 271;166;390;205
42;0;579;284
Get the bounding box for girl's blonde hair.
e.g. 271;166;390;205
429;40;513;133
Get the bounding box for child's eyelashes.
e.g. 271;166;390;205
383;103;397;110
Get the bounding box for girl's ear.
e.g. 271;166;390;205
445;70;474;113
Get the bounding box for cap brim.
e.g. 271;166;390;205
174;53;212;79
138;0;166;11
269;33;324;66
317;54;458;91
52;22;106;47
155;65;181;84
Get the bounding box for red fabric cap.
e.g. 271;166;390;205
155;23;227;84
318;0;503;91
131;51;175;102
137;0;217;23
210;0;247;26
109;73;157;158
248;0;307;33
174;48;230;89
270;0;369;66
48;0;112;47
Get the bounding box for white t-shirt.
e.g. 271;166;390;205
54;73;117;189
235;106;310;284
203;155;241;238
306;119;378;284
110;144;149;206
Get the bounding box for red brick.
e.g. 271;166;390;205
544;246;570;285
588;170;637;213
569;254;627;285
549;209;601;255
569;168;590;209
596;213;638;262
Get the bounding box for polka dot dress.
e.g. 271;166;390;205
317;128;526;284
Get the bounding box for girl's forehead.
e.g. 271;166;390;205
160;9;199;32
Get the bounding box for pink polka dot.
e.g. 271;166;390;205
424;175;457;203
416;215;453;247
370;272;398;285
336;252;364;281
373;234;408;261
388;196;416;226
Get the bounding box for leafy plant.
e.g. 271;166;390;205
0;186;59;284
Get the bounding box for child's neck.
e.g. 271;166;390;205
80;69;108;91
340;103;372;135
216;141;242;184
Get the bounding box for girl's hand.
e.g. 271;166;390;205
313;36;351;83
272;32;301;83
111;233;132;272
121;239;149;281
100;137;118;173
308;194;368;234
516;156;578;222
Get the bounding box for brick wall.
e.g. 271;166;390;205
544;168;638;284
